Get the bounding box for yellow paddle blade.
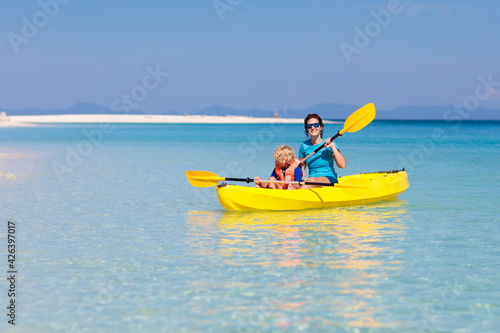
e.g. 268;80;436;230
339;103;376;135
186;170;225;187
337;177;381;196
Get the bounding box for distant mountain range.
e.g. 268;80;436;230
2;102;499;120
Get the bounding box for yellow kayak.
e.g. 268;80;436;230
215;170;409;211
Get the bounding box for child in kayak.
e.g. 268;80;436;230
254;145;304;190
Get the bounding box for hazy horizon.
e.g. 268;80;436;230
3;101;499;121
2;1;500;118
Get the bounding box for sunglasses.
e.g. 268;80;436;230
306;122;320;129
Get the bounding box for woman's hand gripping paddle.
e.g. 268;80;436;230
301;103;376;164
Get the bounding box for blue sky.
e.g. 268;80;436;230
1;0;500;113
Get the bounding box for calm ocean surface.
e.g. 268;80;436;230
1;121;499;332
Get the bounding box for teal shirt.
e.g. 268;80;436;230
298;139;338;182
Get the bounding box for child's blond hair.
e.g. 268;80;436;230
272;145;296;164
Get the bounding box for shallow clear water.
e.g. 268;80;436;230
1;121;499;332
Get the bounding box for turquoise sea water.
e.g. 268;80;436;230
0;121;499;332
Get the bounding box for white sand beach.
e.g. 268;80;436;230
1;114;339;126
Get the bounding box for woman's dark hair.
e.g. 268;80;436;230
304;113;324;137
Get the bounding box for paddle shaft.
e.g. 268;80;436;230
225;177;254;183
263;179;334;187
301;131;341;164
301;103;375;165
186;170;375;190
225;178;335;187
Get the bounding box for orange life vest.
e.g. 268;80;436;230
274;159;303;189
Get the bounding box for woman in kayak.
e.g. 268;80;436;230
298;114;346;188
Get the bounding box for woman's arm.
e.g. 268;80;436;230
324;139;346;169
298;157;307;172
331;146;346;169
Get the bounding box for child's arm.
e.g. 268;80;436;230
254;176;267;188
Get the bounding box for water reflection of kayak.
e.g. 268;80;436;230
187;200;408;268
215;170;409;211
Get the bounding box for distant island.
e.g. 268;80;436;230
2;102;499;120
